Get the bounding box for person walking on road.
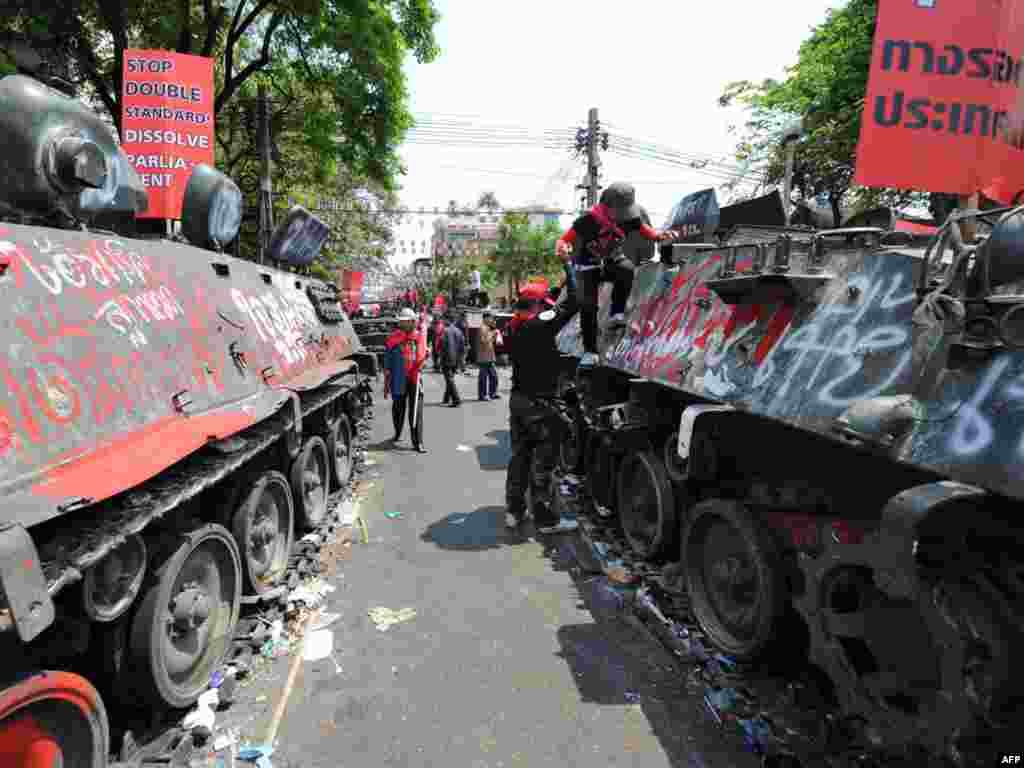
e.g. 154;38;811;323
455;312;470;374
477;312;500;401
383;308;427;453
431;315;445;372
504;263;580;534
440;315;465;407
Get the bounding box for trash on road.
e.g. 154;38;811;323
238;744;274;768
183;688;220;731
384;511;403;519
213;729;240;752
369;606;417;631
456;444;471;452
287;579;335;609
303;629;335;662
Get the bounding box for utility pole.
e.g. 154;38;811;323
586;107;601;207
256;86;274;264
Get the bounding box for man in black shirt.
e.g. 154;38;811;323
556;182;674;366
504;264;580;533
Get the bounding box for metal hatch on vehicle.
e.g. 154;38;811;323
705;228;886;305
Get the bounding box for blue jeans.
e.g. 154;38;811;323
478;362;498;399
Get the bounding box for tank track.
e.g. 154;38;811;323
28;378;374;767
550;471;1001;768
38;380;370;596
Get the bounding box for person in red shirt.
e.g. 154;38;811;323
383;308;427;452
555;182;674;366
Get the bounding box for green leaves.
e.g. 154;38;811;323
492;213;564;287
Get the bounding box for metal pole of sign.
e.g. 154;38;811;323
257;85;274;265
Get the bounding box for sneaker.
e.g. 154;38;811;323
537;518;579;534
491;393;502;400
505;512;523;529
580;352;599;367
414;445;428;454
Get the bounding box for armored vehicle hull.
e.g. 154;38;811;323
548;223;1022;765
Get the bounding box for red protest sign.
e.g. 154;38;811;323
337;270;364;309
121;50;215;219
853;0;1024;203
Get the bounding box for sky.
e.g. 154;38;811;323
388;0;845;268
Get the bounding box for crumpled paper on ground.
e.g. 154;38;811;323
287;579;335;609
368;606;417;631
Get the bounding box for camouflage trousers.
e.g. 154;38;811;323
505;391;558;526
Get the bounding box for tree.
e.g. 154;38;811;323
718;0;927;221
492;213;562;295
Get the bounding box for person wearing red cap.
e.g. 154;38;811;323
556;182;675;366
503;263;580;533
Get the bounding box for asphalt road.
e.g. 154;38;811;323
237;366;760;768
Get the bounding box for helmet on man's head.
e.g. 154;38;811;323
600;181;642;223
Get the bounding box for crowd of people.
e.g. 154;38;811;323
380;181;675;533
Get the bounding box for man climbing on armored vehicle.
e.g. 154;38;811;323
504;264;579;533
555;182;675;367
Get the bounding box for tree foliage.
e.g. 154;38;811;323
719;0;927;221
492;213;563;292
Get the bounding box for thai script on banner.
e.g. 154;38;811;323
121;50;215;219
854;0;1024;202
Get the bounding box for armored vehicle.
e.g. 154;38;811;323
547;202;1021;765
0;74;373;766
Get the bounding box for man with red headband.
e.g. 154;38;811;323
556;182;675;367
504;263;579;533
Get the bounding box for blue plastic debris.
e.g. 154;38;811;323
704;687;738;725
714;653;738;672
210;670;225;689
624;690;641;704
238;744;274;768
738;717;772;753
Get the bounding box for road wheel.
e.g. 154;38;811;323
326;414;354;492
0;671;109;768
232;471;294;595
617;450;677;559
125;524;241;709
290;436;330;531
682;499;785;661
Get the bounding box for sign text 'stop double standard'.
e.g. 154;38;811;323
120;50;215;219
